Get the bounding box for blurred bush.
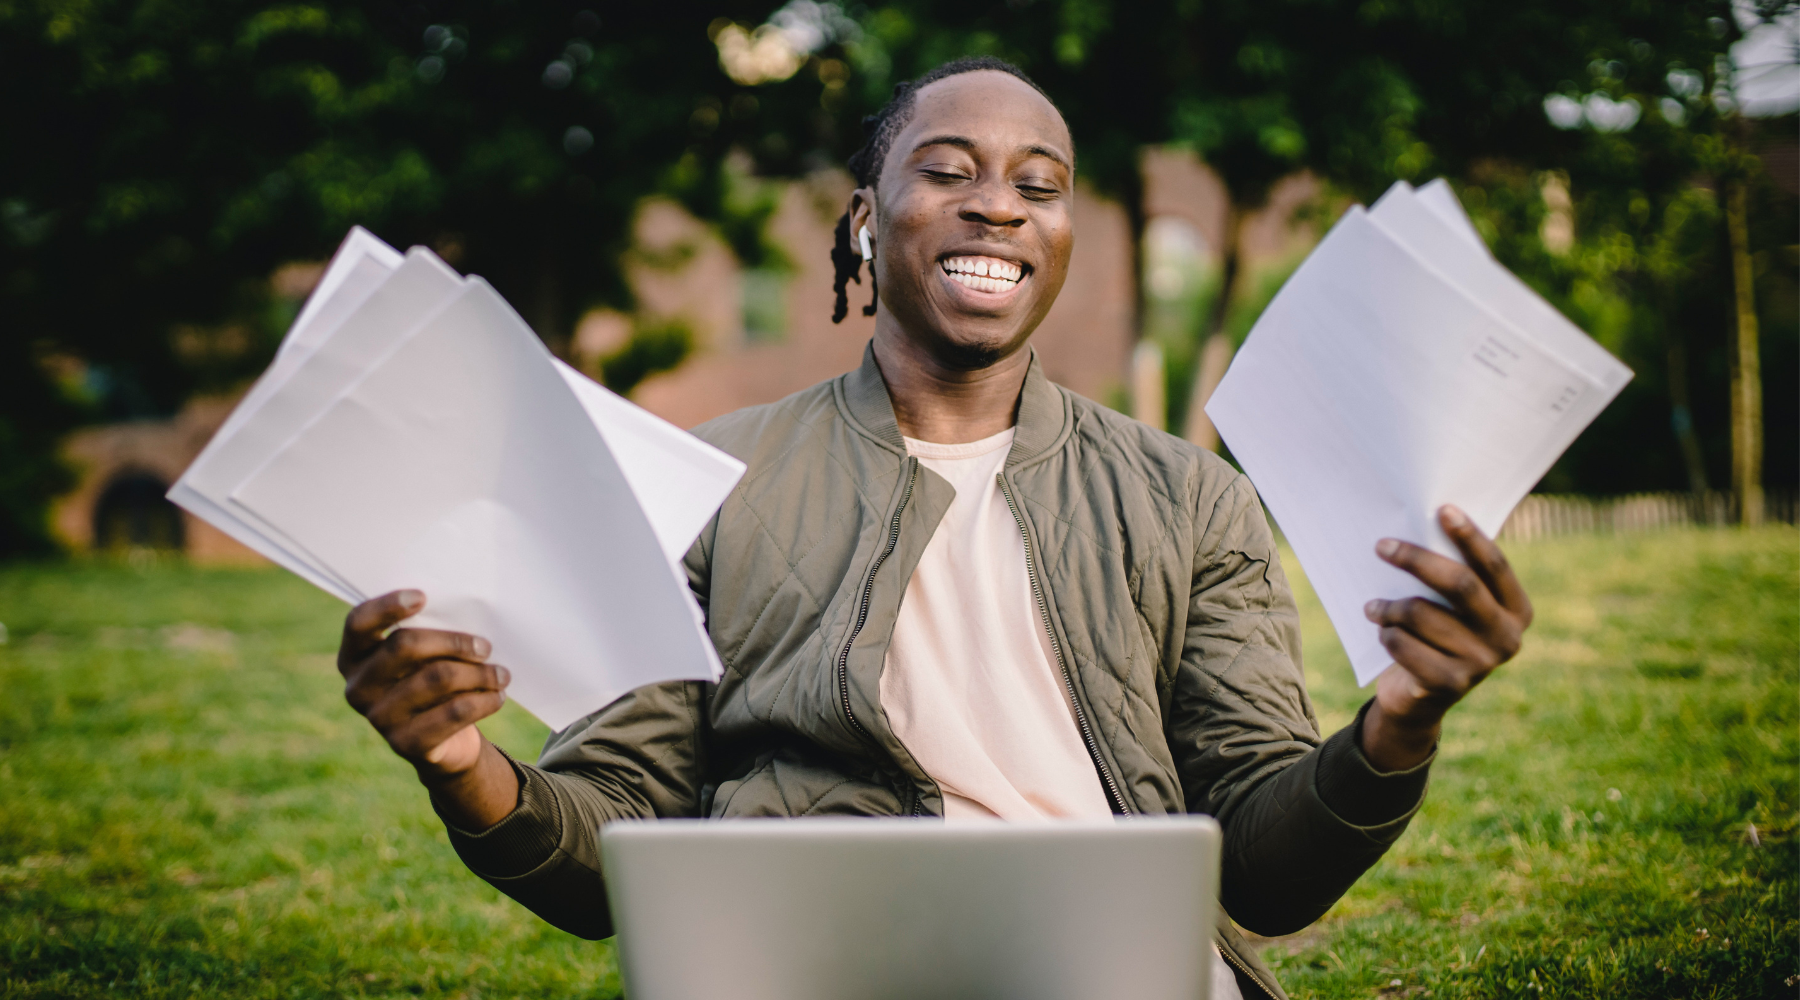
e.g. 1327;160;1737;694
599;317;694;396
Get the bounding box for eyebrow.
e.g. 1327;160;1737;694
911;134;1073;171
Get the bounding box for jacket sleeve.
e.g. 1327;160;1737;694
435;532;717;940
1166;472;1432;936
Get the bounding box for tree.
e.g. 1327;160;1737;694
5;0;1789;557
0;1;813;555
1454;1;1797;506
750;2;1747;444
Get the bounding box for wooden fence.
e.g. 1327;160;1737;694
1498;490;1799;542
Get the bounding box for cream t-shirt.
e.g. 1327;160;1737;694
878;427;1244;1000
879;428;1111;821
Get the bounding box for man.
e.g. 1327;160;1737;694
335;58;1532;1000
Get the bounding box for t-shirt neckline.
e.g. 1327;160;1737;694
902;427;1016;461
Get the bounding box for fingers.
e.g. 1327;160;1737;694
340;590;426;666
334;590;513;775
1363;596;1500;667
382;690;507;763
356;626;492;685
366;658;511;734
1376;625;1484;708
1375;535;1504;624
1438;505;1534;625
342;627;494;712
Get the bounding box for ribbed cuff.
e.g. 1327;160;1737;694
1314;699;1434;827
437;750;563;879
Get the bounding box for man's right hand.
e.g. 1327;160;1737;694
338;589;511;783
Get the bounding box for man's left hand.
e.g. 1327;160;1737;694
1359;504;1534;771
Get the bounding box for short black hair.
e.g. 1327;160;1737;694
831;57;1058;323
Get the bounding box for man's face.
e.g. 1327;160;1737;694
853;71;1075;370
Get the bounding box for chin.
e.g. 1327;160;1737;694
930;329;1018;371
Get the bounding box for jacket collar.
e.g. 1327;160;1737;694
840;339;1072;468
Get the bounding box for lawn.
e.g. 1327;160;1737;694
1;528;1794;999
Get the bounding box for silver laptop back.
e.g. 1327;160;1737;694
601;816;1221;1000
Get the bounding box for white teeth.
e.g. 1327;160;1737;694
947;272;1015;293
941;256;1023;290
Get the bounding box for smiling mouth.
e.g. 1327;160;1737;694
941;255;1027;294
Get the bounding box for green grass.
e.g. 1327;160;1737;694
1267;527;1799;999
0;528;1794;998
0;561;605;999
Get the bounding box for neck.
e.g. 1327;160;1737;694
871;325;1031;444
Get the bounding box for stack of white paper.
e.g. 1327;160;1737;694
170;228;745;730
1206;180;1632;686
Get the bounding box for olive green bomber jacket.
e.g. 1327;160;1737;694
441;344;1432;1000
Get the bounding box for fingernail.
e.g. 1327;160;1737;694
497;665;512;686
1364;599;1383;620
399;589;425;610
1441;505;1468;528
1377;538;1400;559
473;637;492;660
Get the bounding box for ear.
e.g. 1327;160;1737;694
847;186;876;246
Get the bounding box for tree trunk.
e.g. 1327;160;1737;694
1638;269;1710;495
1122;165;1161;427
1131;340;1166;430
1182;204;1243;451
1664;327;1709;495
1724;177;1763;526
1122;163;1148;346
532;233;570;359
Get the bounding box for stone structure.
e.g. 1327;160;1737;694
51;394;261;561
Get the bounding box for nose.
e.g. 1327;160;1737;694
958;177;1028;229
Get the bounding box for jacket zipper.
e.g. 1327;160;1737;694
1217;938;1279;1000
998;473;1130;816
837;458;918;743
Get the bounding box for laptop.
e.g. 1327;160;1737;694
601;816;1222;1000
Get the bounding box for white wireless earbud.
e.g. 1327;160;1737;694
858;224;874;262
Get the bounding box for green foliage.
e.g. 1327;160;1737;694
0;530;1792;997
0;339;81;556
597;317;694;397
1454;110;1799;494
4;0;1794;558
806;0;1744;206
0;1;798;553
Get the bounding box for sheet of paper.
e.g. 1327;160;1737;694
1206;199;1630;685
233;279;722;731
1369;183;1630;394
282;227;405;362
553;360;745;564
1411;179;1488;255
170;226;745;722
173;231;743;594
553;360;745;684
199;249;466;594
168;232;409;600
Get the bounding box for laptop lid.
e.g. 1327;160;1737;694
601;816;1221;1000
